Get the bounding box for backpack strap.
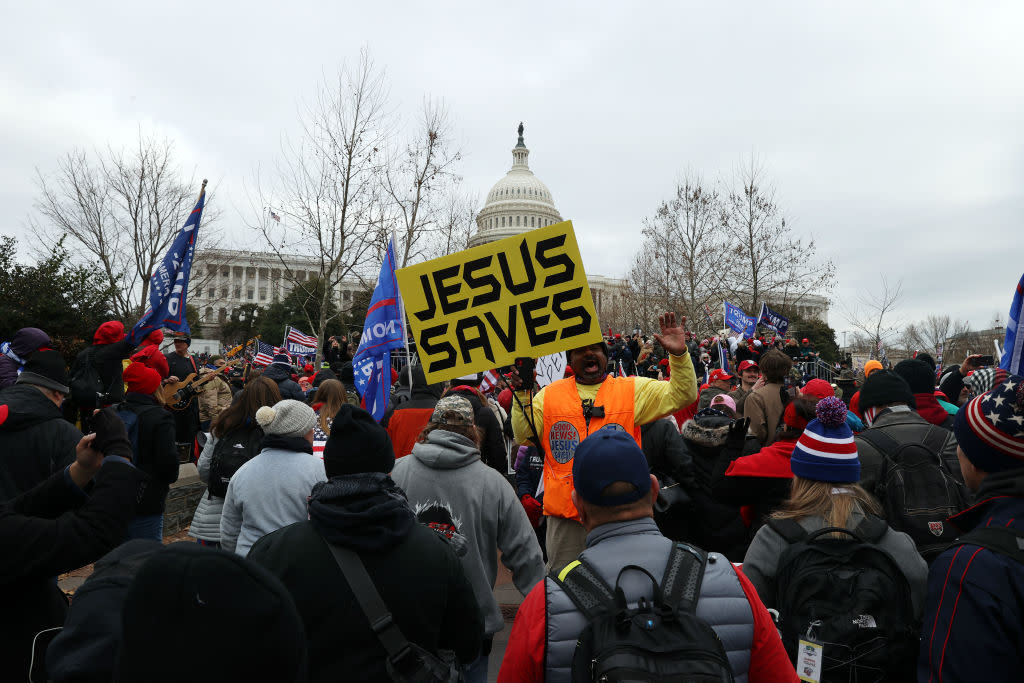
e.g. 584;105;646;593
851;515;889;544
767;517;809;544
856;428;902;461
323;540;416;666
660;543;707;616
958;526;1024;565
549;558;618;621
920;426;949;463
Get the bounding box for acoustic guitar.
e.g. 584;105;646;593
162;361;240;411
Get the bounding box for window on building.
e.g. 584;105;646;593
343;290;351;301
516;216;520;226
259;288;267;300
501;216;505;227
233;286;241;299
296;271;306;281
247;288;254;300
531;216;535;227
218;308;227;323
220;286;228;297
204;306;213;322
259;267;269;278
221;266;229;277
208;287;215;298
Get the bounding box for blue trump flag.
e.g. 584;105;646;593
723;301;757;337
353;239;406;420
129;180;206;343
1000;272;1024;375
758;302;790;336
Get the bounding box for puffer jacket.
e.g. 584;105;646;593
0;384;83;501
261;363;305;401
677;416;750;560
0;328;51;389
497;518;798;683
189;434;224;542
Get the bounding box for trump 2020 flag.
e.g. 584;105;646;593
130;180;207;343
724;301;757;337
758;302;790;336
353;239;405;420
1000;272;1024;375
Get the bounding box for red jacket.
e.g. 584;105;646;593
498;563;797;682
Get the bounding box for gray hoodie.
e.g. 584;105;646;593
391;429;544;636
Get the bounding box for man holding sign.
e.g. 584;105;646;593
510;312;697;572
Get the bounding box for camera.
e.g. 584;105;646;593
514;357;536;384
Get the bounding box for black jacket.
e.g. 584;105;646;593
447;387;507;474
0;384;83;501
164;352;200;443
248;476;482;682
0;460;147;680
262;363;306;401
93;339;135;403
120;393;180;514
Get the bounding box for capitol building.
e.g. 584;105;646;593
468;124;628;326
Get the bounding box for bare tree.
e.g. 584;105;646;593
382;98;462;267
430;185;477;258
251;51;388;360
31;132;217;320
641;174;725;324
623;242;669;335
721;158;835;312
845;277;903;360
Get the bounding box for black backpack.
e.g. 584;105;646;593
769;517;918;682
207;425;264;498
551;543;734;683
858;425;969;562
68;346;104;405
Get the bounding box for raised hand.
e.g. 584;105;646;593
652;312;689;357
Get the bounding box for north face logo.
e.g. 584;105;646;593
928;521;944;537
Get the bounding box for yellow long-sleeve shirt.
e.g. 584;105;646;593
512;353;697;446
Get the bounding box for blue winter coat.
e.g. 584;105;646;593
918;469;1024;682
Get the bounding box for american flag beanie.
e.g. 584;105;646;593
954;373;1024;473
790;396;861;483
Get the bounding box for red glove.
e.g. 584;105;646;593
520;494;543;528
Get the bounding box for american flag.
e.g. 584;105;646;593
286;326;318;347
479;369;499;393
252;340;276;366
269;208;281;223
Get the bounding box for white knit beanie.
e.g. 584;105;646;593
255;399;317;438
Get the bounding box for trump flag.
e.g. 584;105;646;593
353;240;405;420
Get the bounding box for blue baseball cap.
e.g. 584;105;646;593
571;429;651;506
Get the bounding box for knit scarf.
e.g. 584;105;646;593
0;342;24;373
307;473;415;552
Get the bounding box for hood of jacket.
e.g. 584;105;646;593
0;384;62;432
410;429;481;470
680;417;732;448
93;321;126;345
261;363;294;383
308;473;415;552
949;468;1024;532
404;364;443;400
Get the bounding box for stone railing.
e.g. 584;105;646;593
163;464;206;537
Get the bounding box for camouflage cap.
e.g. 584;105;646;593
431;395;475;426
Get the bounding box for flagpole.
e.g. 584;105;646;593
393;233;414;389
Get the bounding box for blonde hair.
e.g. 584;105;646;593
773;477;881;536
311;379;346;435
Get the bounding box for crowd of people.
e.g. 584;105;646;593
1;313;1023;682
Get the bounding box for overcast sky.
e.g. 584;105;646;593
3;2;1022;344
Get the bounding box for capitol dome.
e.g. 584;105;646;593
468;123;563;248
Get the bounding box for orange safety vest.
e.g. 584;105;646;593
540;376;641;520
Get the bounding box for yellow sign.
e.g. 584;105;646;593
396;221;602;384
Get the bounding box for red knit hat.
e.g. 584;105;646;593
123;362;161;396
783;401;809;431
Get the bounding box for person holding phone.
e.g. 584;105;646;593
939;353;989;406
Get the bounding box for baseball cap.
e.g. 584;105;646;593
737;360;759;372
800;378;835;400
708;368;734;382
571;429;651;506
802;338;810;343
431;395;475;426
710;394;737;414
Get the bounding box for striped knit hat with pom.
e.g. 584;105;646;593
790;396;860;483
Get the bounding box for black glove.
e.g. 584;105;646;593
91;407;134;460
726;417;750;450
